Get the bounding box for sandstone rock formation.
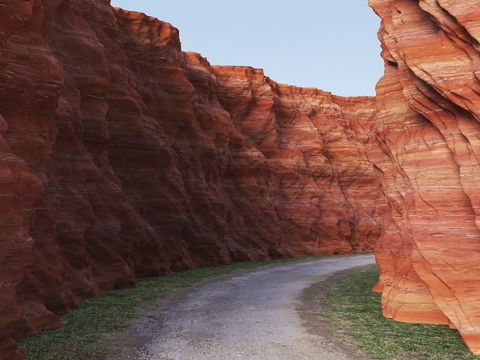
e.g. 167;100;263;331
0;1;385;358
6;0;480;357
369;0;480;354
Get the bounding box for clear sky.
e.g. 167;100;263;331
110;0;384;97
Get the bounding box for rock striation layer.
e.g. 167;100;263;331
0;1;385;358
369;0;480;354
7;0;480;357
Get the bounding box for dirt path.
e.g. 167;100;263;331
121;254;375;360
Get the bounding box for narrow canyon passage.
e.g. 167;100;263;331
130;255;375;360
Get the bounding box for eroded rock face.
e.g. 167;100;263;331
10;0;480;356
211;66;384;255
369;0;480;354
0;1;384;357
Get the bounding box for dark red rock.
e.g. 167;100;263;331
0;1;384;358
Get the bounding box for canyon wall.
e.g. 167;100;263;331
369;0;480;354
5;0;480;357
0;0;385;358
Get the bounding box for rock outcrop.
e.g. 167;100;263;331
369;0;480;354
7;0;480;357
0;1;384;358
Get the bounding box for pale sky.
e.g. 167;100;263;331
110;0;384;97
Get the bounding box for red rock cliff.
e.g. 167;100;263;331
0;0;385;358
369;0;480;354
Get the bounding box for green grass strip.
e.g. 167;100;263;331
315;266;476;359
17;257;311;360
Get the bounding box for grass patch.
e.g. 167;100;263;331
315;266;475;359
18;257;315;359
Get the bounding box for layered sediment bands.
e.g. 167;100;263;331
0;1;384;358
212;66;384;255
369;0;480;354
6;0;480;357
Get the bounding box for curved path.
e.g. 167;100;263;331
134;254;376;360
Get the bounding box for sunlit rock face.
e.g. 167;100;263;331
211;66;384;257
6;0;480;357
369;0;480;354
0;1;385;358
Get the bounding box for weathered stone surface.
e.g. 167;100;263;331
0;1;383;357
8;0;480;356
7;0;480;357
369;0;480;354
212;66;384;256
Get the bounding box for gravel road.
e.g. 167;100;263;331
132;254;376;360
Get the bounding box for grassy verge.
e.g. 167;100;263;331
17;257;314;360
314;266;475;360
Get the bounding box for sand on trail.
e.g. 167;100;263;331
127;254;376;360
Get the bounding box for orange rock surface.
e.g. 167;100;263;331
369;0;480;354
0;1;385;358
211;66;384;256
7;0;480;356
